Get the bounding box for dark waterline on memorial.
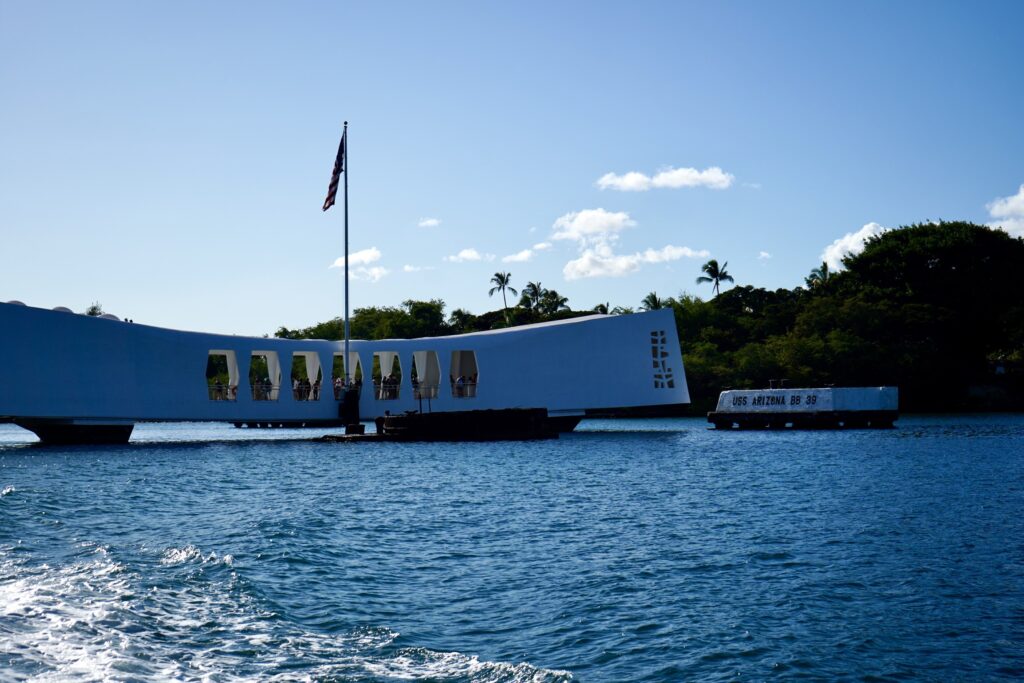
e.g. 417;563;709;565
1;417;1022;681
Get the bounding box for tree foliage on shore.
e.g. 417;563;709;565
677;221;1024;411
274;297;590;343
275;222;1024;411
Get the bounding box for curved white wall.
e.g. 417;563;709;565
0;302;689;423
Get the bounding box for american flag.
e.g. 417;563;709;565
322;129;346;211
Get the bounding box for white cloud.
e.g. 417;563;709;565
563;243;709;280
821;222;887;270
444;248;495;263
653;166;734;190
502;249;533;263
499;241;552;264
641;244;709;262
987;184;1024;238
993;217;1024;237
402;264;435;273
596;171;652;192
553;208;707;279
351;266;389;282
331;247;389;281
552;208;636;245
330;246;381;268
758;251;772;260
597;166;734;192
988;184;1024;218
417;217;441;228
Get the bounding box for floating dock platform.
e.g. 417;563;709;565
317;408;562;443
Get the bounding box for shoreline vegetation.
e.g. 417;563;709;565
274;221;1024;414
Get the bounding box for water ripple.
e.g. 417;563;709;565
1;416;1022;680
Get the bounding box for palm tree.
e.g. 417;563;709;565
696;259;734;296
448;308;475;332
539;289;569;315
593;302;610;314
805;261;832;288
522;281;545;310
488;272;518;323
611;305;635;314
84;301;104;316
641;291;665;311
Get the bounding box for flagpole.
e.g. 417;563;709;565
343;122;350;386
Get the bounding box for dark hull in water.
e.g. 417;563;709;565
376;408;567;441
15;421;136;445
708;410;897;429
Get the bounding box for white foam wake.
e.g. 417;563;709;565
0;545;138;681
362;648;573;682
0;543;572;682
160;544;234;566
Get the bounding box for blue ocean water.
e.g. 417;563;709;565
1;416;1022;681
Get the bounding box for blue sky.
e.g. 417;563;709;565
2;1;1023;336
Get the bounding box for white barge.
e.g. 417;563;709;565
0;300;690;444
708;386;898;429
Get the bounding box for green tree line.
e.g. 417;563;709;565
275;222;1024;412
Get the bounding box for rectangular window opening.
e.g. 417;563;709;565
291;352;323;401
250;351;281;401
207;350;239;401
450;350;479;398
412;350;441;400
373;352;402;400
332;352;363;399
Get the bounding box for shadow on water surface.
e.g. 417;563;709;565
0;419;700;455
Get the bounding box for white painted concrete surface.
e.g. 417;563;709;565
715;387;898;413
0;302;689;423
